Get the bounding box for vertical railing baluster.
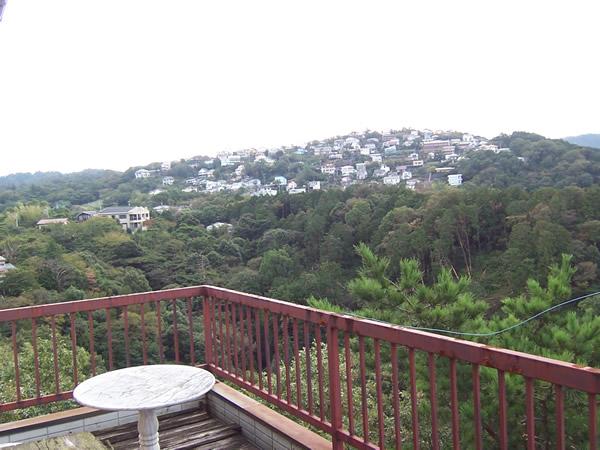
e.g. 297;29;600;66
139;305;148;365
359;335;369;443
472;364;482;450
391;344;402;450
88;312;96;375
429;353;439;450
156;302;163;364
305;321;314;416
409;348;420;450
589;393;597;450
344;331;355;436
263;310;272;395
12;320;21;402
374;339;385;449
326;321;343;450
218;301;225;369
70;313;78;385
202;296;213;366
556;385;565;450
283;316;291;403
274;314;282;400
246;306;254;384
293;319;301;409
172;299;180;363
123;306;130;367
106;308;114;369
316;325;325;421
187;297;195;365
254;308;262;389
31;318;41;398
51;316;60;393
450;358;460;450
225;302;231;372
498;370;508;450
525;377;535;450
232;303;239;377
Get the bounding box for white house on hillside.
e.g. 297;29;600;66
448;174;463;186
97;206;150;232
135;169;151;179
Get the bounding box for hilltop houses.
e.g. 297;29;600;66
135;169;152;179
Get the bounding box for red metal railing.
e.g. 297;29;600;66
1;286;600;449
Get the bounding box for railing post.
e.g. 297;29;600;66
202;296;213;367
327;319;343;450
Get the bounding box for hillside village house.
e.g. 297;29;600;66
36;218;69;229
448;173;463;186
0;256;15;277
161;161;171;171
134;169;151;179
97;206;150;231
75;211;97;222
162;176;175;185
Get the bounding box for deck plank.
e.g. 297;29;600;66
92;407;256;450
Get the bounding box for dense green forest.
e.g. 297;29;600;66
1;131;600;447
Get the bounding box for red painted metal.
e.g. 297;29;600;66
4;285;600;448
232;303;239;377
70;313;78;385
525;377;535;450
172;299;180;363
589;393;597;450
50;315;60;393
123;306;130;367
498;370;508;450
305;321;314;416
187;297;195;366
155;301;164;363
263;310;272;395
344;331;355;436
12;320;21;402
293;319;301;409
31;318;40;398
246;306;254;384
409;348;420;450
202;297;212;366
106;308;113;369
326;323;343;450
428;353;439;450
374;339;385;449
316;325;325;421
450;358;460;450
87;312;96;375
556;384;565;450
225;301;232;373
359;335;369;443
273;314;282;400
254;308;263;390
391;344;402;450
472;364;483;450
283;316;291;403
140;304;147;365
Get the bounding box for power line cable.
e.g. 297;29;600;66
344;290;600;338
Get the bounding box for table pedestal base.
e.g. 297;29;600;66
138;410;159;450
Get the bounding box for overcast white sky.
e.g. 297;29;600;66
0;1;598;176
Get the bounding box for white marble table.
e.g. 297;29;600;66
73;365;215;450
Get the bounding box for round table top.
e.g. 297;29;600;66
73;365;215;411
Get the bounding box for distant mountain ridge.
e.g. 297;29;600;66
563;134;600;149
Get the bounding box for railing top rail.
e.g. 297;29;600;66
201;286;600;393
0;286;203;321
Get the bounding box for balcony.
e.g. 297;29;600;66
0;286;599;449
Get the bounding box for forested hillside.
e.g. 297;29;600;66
1;183;599;308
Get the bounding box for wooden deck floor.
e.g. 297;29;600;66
92;407;257;450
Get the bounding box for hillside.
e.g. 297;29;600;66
1;130;600;214
564;133;600;149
